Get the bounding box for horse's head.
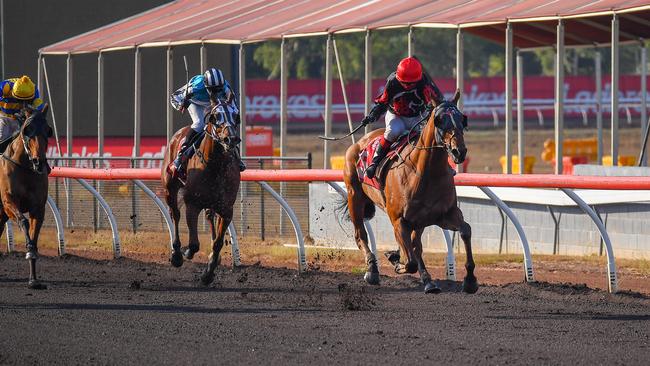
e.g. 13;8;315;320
432;90;468;164
204;102;239;152
20;104;52;172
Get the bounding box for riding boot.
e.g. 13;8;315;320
168;129;199;179
232;146;246;172
366;137;392;179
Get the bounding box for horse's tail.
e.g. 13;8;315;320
334;195;376;222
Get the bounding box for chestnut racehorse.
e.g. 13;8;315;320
162;103;240;285
342;90;477;294
0;105;52;289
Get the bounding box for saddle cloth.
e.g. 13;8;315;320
356;130;419;189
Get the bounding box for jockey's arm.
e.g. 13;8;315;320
423;74;445;105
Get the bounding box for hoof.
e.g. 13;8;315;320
405;261;418;274
200;271;215;286
25;251;38;260
182;246;198;260
364;271;380;285
28;280;47;290
424;281;441;294
170;251;184;268
462;277;479;294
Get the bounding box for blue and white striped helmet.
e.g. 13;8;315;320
203;68;225;88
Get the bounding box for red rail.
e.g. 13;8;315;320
49;167;650;190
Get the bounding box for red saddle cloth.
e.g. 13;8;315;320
356;131;418;189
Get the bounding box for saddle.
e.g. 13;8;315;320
356;130;419;189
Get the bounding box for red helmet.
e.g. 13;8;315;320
396;57;422;83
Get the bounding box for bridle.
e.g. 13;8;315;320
195;100;239;165
407;102;466;152
1;116;49;175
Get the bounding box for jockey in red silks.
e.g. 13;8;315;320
361;57;445;179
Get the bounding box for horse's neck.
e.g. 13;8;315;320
5;138;28;164
408;123;448;177
199;136;227;168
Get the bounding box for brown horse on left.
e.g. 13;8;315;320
0;105;52;289
162;105;240;285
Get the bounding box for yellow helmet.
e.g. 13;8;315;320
12;76;36;100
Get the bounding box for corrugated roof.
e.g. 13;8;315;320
40;0;650;54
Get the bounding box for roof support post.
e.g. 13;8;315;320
166;46;174;142
505;22;514;174
133;47;142;158
595;50;603;164
98;52;104;160
611;14;620;165
364;29;372;135
37;53;43;95
456;27;465;173
0;0;4;80
324;34;333;168
280;37;287;164
200;42;207;73
66;53;73;227
408;26;414;57
239;44;247;157
516;50;524;175
456;27;464;111
555;19;565;175
640;44;647;166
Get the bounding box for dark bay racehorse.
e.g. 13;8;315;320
162;103;240;285
342;91;477;294
0;105;52;289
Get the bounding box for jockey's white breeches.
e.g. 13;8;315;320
383;110;423;142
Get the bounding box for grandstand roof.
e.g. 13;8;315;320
41;0;650;54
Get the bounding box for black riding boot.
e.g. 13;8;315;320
366;140;390;179
168;129;199;178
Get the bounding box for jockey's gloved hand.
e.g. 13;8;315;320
361;116;373;126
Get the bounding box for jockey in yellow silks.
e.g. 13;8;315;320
0;75;44;143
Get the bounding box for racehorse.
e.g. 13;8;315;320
0;105;52;289
341;90;477;294
162;102;241;285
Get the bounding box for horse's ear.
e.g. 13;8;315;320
41;103;49;115
452;88;461;105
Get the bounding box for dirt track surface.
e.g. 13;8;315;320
1;253;649;365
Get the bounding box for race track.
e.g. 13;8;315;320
1;253;649;365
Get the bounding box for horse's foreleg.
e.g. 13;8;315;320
0;211;8;252
183;204;201;259
347;191;379;285
439;206;478;294
3;198;44;289
392;219;418;274
411;229;440;294
26;208;46;289
165;188;184;267
200;211;231;286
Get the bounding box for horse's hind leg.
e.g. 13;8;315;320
200;210;232;286
440;206;478;294
412;228;441;294
347;190;379;285
391;218;418;274
182;203;201;260
165;185;183;267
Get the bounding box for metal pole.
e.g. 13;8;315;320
324;34;333;168
555;19;565;175
595;50;603;164
611;14;620;165
456;28;464;111
200;42;207;73
332;38;355;144
456;27;464;173
279;37;288;235
98;52;104;159
133;47;141;158
37;53;43;95
408;26;414;57
505;22;513;174
516;50;524;174
640;44;647;166
364;30;373;135
66;54;73;227
0;0;4;80
166;46;174;141
238;43;247;236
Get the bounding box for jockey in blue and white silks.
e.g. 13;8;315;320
168;68;245;178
